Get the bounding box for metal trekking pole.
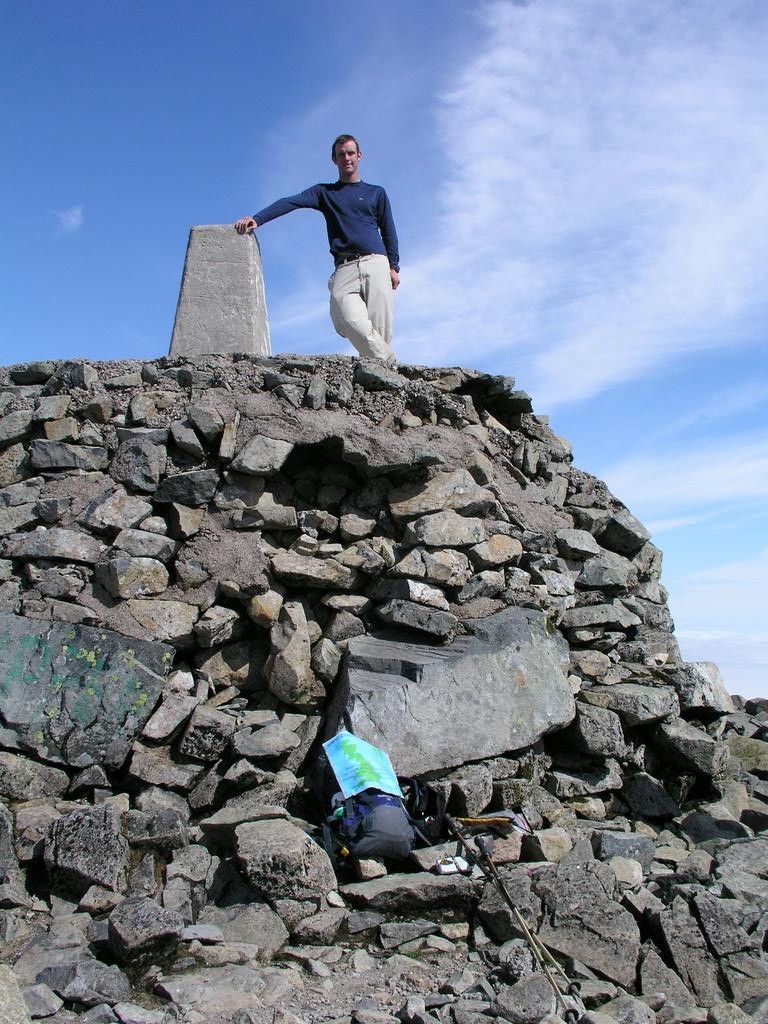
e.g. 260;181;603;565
446;816;583;1023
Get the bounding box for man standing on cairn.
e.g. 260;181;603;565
235;134;399;364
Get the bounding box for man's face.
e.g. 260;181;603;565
333;140;361;180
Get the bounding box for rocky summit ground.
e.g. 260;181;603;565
0;353;767;1024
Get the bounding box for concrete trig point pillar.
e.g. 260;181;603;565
169;224;271;357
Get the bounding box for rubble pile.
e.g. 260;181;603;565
0;353;767;1024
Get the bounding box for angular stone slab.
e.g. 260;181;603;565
0;613;173;768
327;607;575;775
169;225;271;358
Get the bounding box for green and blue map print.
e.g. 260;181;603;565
323;731;402;799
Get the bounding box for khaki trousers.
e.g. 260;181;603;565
329;254;395;362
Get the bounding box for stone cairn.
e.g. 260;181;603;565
0;354;767;1024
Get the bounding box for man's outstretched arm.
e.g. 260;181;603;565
234;187;323;235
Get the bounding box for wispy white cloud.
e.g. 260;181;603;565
55;204;84;234
645;513;718;535
676;630;768;700
665;548;768;698
395;0;768;404
669;548;768;632
657;378;768;438
600;432;768;517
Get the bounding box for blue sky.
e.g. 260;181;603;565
3;1;768;697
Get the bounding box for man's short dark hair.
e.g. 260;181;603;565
331;134;360;160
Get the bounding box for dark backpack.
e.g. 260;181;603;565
312;753;447;867
399;776;447;845
322;789;416;867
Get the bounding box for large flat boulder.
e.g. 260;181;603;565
0;613;172;768
327;607;575;775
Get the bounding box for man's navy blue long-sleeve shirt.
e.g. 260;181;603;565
253;180;399;271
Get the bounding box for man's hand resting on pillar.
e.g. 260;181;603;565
234;217;257;235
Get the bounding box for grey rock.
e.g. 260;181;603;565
170;225;270;358
170;419;205;458
293;908;347;945
96;554;169;599
592;832;656;873
1;803;21;885
110;438;166;493
193;605;242;647
521;827;573;862
378;918;438;949
113;529;178;562
22;982;64;1018
562;703;625;758
494;975;556;1024
600;994;655;1024
370;578;448;610
536;859;640;987
446;764;493;816
692;892;752;957
3;527;105;564
670;662;734;716
266;600;324;707
0;410;34;447
715;837;768;878
178;705;238;762
57;962;131;1008
468;534;522;569
0;751;69;801
375;599;458;639
720;952;768;1006
578;550;638;592
657;896;722;1007
230;434;293;475
655;719;727;775
597;509;651;555
123;809;188;852
546;760;623;798
141;693;199;742
154;963;267;1015
639;947;695;1007
187;404;224;445
30;441;108;472
232;723;300;760
560;602;642;634
0;443;29;488
311;636;342;682
80;489;154;536
197;903;288;959
199;799;289;837
128;743;205;790
108;897;184;966
389;469;496;521
126;599;198;645
270;550;359;590
11;361;56;384
727;735;768;775
329;607;574;775
0;614;171;768
154;470;219;507
341;871;479;912
402;510;487;548
236;818;336;900
354;360;406;391
621;773;681;818
45;805;130;897
555;529;601;560
582;683;680;726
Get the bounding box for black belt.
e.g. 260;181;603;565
334;252;370;267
